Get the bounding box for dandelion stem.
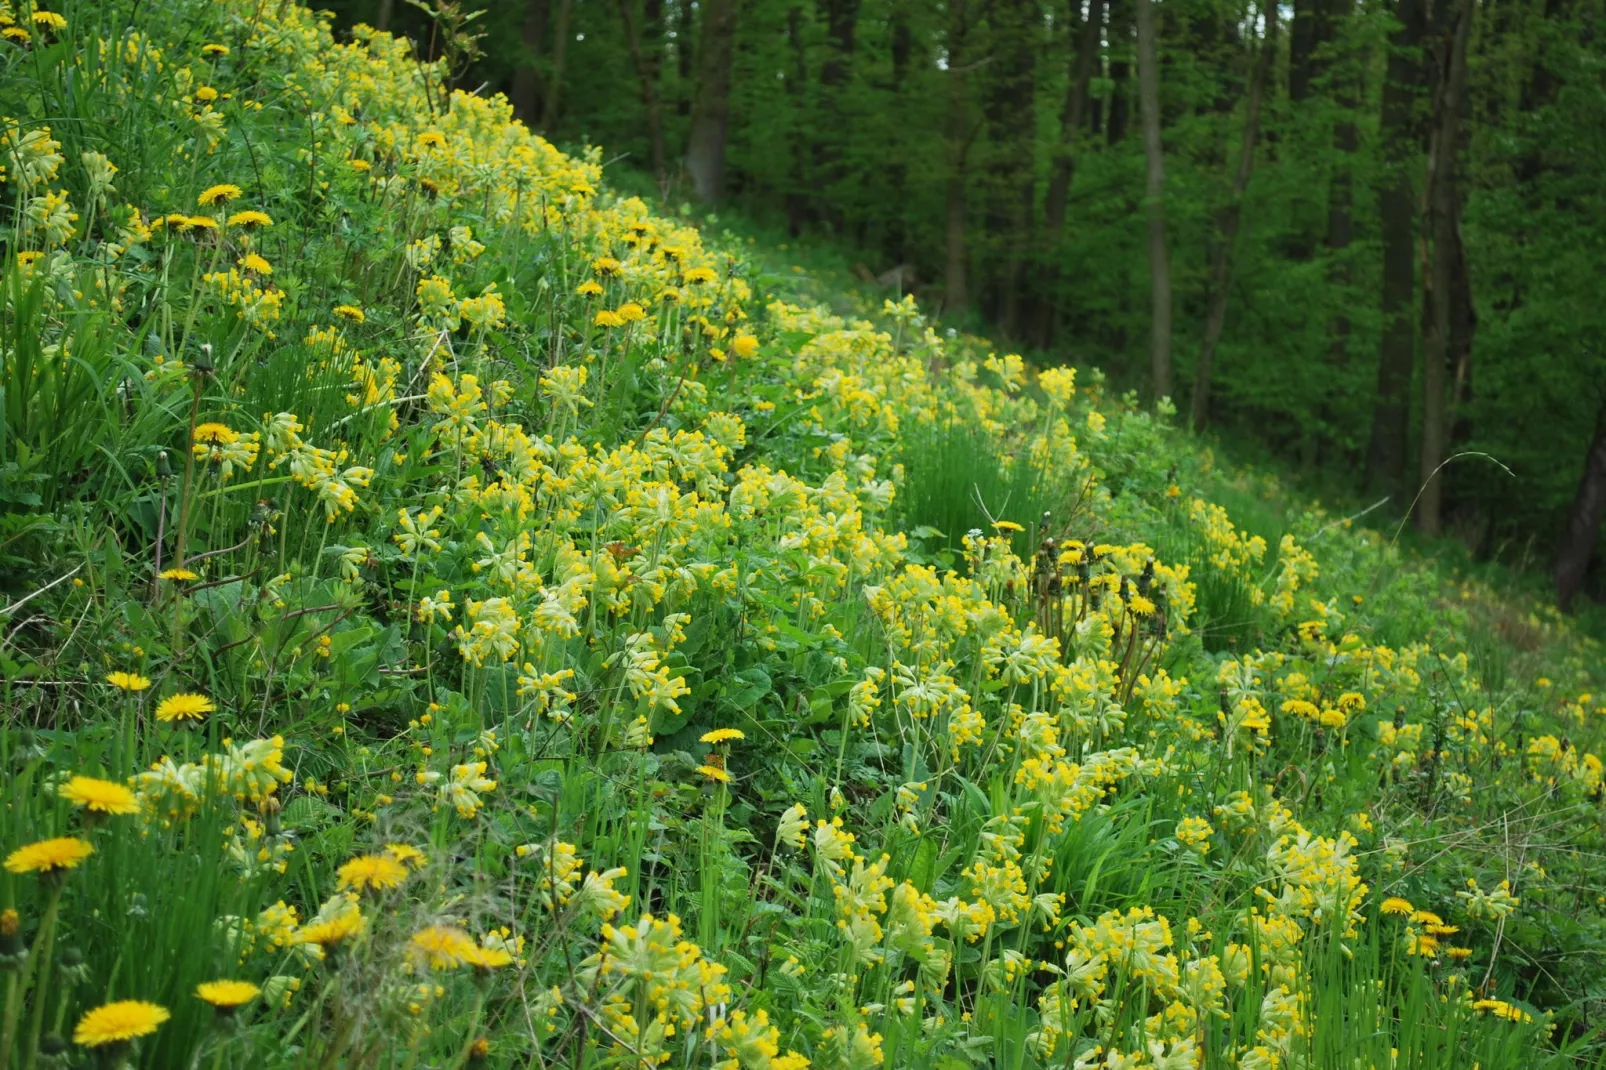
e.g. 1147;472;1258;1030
18;882;64;1070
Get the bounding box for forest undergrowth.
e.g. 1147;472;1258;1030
1;1;1604;1068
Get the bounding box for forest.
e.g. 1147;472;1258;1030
338;0;1606;611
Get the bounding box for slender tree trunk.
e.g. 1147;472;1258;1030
685;0;739;202
376;0;395;33
785;4;811;235
1106;0;1133;144
1134;0;1172;399
1190;0;1277;430
617;0;668;181
510;0;551;125
943;0;972;311
1417;0;1473;534
677;0;696;116
1032;0;1105;347
1364;0;1426;499
983;0;1038;339
539;0;575;132
1557;396;1606;610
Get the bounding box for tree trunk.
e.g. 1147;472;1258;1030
982;0;1039;339
1031;0;1106;348
1106;0;1133;145
677;0;696;117
1190;0;1277;431
510;0;551;126
1556;397;1606;610
685;0;738;202
539;0;575;132
1134;0;1172;399
1364;0;1426;500
814;0;865;224
617;0;668;182
785;4;811;235
1416;0;1473;534
943;0;972;311
376;0;395;33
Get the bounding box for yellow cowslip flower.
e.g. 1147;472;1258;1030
155;692;214;723
699;728;745;744
105;671;151;691
197;183;242;206
5;836;94;875
195;980;259;1010
73;1001;169;1047
59;775;139;815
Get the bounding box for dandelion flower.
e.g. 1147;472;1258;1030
201;43;230;56
5;836;93;875
73;1000;169;1047
333;304;365;323
59;776;139;815
695;764;731;784
463;943;512;970
683;266;717;285
299;912;364;950
105;671;151;692
593;309;625;329
731;333;759;359
992;520;1024;533
186;215;219;231
1380;897;1414;917
239;253;272;274
384;843;427;869
31;11;67;31
336;853;409;894
158;568;199;581
155;693;214;723
409;925;477;969
197;183;243;206
195;980;259;1010
700;728;745;744
226;209;272;228
194;86;219;103
192;422;238;445
576;280;603;297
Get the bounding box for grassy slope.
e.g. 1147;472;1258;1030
0;2;1603;1068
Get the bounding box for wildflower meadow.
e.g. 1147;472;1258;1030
1;1;1604;1068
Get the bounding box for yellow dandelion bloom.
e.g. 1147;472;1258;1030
1380;897;1414;916
992;520;1024;533
695;764;731;783
105;671;151;692
227;209;272;228
158;568;199;581
73;1001;169;1047
201;43;230;56
593;309;625;328
700;728;745;744
731;333;759;359
408;925;477;969
31;11;66;30
195;980;259;1009
185;215;219;231
239;253;272;274
385;844;427;869
59;776;139;815
197;183;243;206
1446;947;1474;960
463;943;512;970
194;86;219;103
576;280;603;297
192;422;239;444
299;911;364;949
5;836;93;875
683;266;717;285
336;853;409;893
155;693;214;723
332;304;365;323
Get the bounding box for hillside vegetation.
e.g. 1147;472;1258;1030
0;2;1604;1069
